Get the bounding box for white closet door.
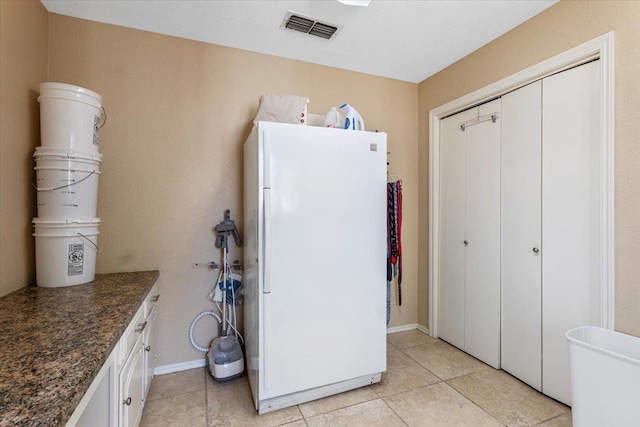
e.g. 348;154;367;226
438;108;470;350
542;60;601;405
465;99;502;368
501;81;542;391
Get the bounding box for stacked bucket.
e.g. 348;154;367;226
33;83;104;287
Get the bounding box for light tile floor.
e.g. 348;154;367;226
141;330;572;426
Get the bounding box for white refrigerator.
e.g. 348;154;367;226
243;121;387;414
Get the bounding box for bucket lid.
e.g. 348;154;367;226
33;218;101;226
33;147;103;162
38;82;102;103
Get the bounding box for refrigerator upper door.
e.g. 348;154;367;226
258;122;387;399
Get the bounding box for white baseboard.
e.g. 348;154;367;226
386;323;418;334
416;323;431;336
157;324;433;375
154;358;206;375
386;323;432;337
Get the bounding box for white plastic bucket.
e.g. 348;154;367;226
33;218;101;287
34;146;103;162
566;326;640;426
34;151;101;218
38;82;104;152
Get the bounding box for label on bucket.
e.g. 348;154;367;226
93;115;100;146
68;243;84;276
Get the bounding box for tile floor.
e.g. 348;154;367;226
141;330;572;426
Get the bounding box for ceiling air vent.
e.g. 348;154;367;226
281;11;342;40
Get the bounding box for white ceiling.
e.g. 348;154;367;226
41;0;558;83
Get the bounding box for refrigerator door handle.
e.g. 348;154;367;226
263;130;271;188
263;188;272;294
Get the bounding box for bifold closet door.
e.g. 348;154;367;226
542;60;601;405
437;108;470;351
464;99;501;369
501;81;542;391
438;100;501;369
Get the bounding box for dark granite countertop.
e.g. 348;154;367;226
0;271;159;427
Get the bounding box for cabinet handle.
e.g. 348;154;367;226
145;345;151;352
135;321;147;333
533;247;540;253
151;295;160;302
464;240;469;246
123;397;132;406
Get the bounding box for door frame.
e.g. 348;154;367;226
429;32;616;338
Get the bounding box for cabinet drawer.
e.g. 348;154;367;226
119;308;145;366
144;286;160;319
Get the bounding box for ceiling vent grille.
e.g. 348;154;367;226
281;11;342;40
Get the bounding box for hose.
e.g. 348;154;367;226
189;310;222;352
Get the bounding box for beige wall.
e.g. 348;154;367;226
418;1;640;336
46;14;419;366
0;0;49;297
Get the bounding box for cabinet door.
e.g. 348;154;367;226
74;352;116;427
438;108;471;350
464;99;501;369
542;60;601;405
501;81;543;390
143;309;158;394
120;339;144;427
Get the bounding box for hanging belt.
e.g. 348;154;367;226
387;181;402;306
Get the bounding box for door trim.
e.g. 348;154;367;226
429;31;615;338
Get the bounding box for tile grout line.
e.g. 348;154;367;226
440;381;508;427
446;370;570;426
397;339;493;383
379;393;414;427
299;393;393;421
395;344;447;383
531;411;571;426
204;367;210;427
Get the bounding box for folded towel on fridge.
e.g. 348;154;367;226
254;94;309;125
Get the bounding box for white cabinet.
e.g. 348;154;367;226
438;98;501;369
67;284;159;427
143;296;159;394
74;351;117;427
118;285;159;427
119;337;145;427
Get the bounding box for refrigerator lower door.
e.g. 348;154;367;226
259;123;387;400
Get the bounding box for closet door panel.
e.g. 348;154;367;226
542;60;601;405
437;109;469;350
501;81;542;391
465;99;501;368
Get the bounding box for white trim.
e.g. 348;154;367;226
429;31;616;337
600;33;616;330
416;324;431;336
386;323;418;334
257;373;382;415
154;358;206;375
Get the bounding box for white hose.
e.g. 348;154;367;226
214;300;245;344
189;310;222;352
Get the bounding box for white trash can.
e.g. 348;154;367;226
566;326;640;427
